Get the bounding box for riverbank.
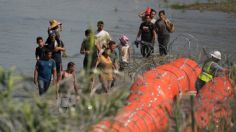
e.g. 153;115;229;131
170;1;236;13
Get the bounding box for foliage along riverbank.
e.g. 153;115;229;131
0;53;236;131
170;1;236;13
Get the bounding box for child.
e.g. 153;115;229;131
118;35;131;71
58;62;79;110
35;37;46;60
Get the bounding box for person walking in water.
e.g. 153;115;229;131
195;51;228;93
34;50;57;96
48;20;62;39
155;10;175;56
138;7;157;24
47;19;67;57
35;36;46;60
118;34;131;71
80;29;99;72
46;30;66;80
95;21;112;54
136;14;156;57
58;62;79;109
96;49;113;93
107;41;119;87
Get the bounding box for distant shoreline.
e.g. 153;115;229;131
170;1;236;13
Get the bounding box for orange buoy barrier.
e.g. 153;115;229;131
92;58;201;131
194;76;235;130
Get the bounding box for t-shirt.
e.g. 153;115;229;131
95;30;111;48
36;59;56;81
139;22;155;43
155;19;170;38
35;46;46;59
151;18;156;24
108;50;118;64
81;38;98;68
45;39;64;62
81;38;98;58
98;55;113;80
119;44;130;63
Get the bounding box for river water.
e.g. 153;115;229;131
0;0;235;75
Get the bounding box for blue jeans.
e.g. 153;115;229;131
38;80;51;96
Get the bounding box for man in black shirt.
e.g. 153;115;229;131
136;15;156;57
45;30;65;80
35;36;46;60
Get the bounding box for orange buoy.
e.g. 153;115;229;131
93;58;201;132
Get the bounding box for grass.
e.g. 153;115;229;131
170;1;236;13
0;66;130;131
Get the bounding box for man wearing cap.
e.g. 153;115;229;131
195;51;228;93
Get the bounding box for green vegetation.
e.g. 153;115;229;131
170;0;236;13
0;66;130;131
0;51;235;131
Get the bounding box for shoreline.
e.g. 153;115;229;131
170;2;236;13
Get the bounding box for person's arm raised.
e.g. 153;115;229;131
164;19;175;33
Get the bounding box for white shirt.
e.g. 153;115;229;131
119;44;130;63
151;18;156;24
95;30;111;49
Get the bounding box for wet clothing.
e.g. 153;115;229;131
81;38;98;70
195;60;224;92
158;35;170;56
139;22;155;43
155;19;171;56
35;46;46;60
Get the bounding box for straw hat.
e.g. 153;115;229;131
49;19;61;29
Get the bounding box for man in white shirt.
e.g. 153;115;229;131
95;21;112;53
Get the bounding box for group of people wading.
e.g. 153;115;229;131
33;7;227;110
33;19;132;109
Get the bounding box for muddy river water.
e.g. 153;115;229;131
0;0;235;75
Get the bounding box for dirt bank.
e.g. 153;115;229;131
171;2;236;13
